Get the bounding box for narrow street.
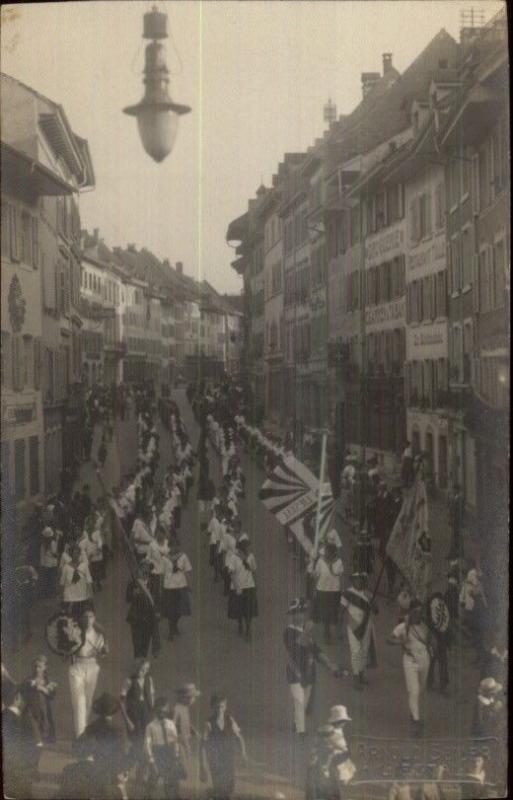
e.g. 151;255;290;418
17;389;482;800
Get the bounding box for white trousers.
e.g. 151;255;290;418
403;653;430;721
289;682;312;734
69;659;100;738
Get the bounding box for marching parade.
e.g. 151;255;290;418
1;1;509;798
1;376;508;798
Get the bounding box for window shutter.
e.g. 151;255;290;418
425;192;432;234
409;200;416;243
32;218;39;268
10;205;19;261
1;201;11;258
34;337;41;390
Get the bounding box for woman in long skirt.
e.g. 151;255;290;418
162;540;192;640
228;537;258;642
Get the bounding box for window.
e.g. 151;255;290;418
435;270;447;317
419;193;432;238
1;330;12;387
448;158;460;209
23;336;33;388
9;205;19;261
31;218;39;268
15;438;25;502
461;150;470;197
461;228;472;286
375;192;386;231
450;236;461;293
1;200;11;258
350;206;360;245
434;183;445;229
29;435;40;496
493;240;505;308
478;141;492;210
387;183;403;224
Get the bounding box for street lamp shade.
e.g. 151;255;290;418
123;12;191;162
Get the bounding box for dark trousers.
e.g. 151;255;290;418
130;619;161;659
39;566;58;598
427;638;449;691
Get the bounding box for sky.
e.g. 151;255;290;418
1;0;504;293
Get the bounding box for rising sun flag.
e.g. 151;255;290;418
259;454;336;554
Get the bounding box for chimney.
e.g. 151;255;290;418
176;261;183;275
323;98;337;127
382;53;393;74
93;227;99;243
127;243;137;253
361;72;380;98
163;258;171;268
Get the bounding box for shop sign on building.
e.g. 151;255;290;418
407;321;448;360
365;220;406;268
407;232;446;278
365;298;405;328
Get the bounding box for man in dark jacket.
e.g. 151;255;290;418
80;692;125;798
2;684;40;797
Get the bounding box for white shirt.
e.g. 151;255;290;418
145;718;178;762
76;628;106;659
61;562;92;602
40;527;60;568
392;621;430;662
218;530;236;556
230;552;256;591
208;517;224;546
459;568;482;611
131;519;154;555
147;539;170;575
314;557;344;592
89;530;103;562
163;553;192;589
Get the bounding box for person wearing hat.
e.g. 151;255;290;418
144;696;183;799
174;683;201;765
388;599;432;736
126;562;161;659
228;536;258;641
283;599;343;736
39;520;63;599
305;723;356;800
340;573;378;690
218;517;237;597
80;692;124;795
471;678;505;738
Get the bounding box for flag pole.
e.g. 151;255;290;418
313;431;328;557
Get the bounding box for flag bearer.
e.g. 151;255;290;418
340;573;378;690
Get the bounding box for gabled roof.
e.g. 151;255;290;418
329;29;460;162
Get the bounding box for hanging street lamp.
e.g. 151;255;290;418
123;5;191;163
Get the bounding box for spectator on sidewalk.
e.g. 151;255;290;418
2;682;41;798
200;693;247;800
20;655;57;745
80;692;125;797
144;697;183;800
401;442;414;488
448;484;465;559
120;659;155;781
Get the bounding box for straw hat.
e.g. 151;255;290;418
327;705;352;724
